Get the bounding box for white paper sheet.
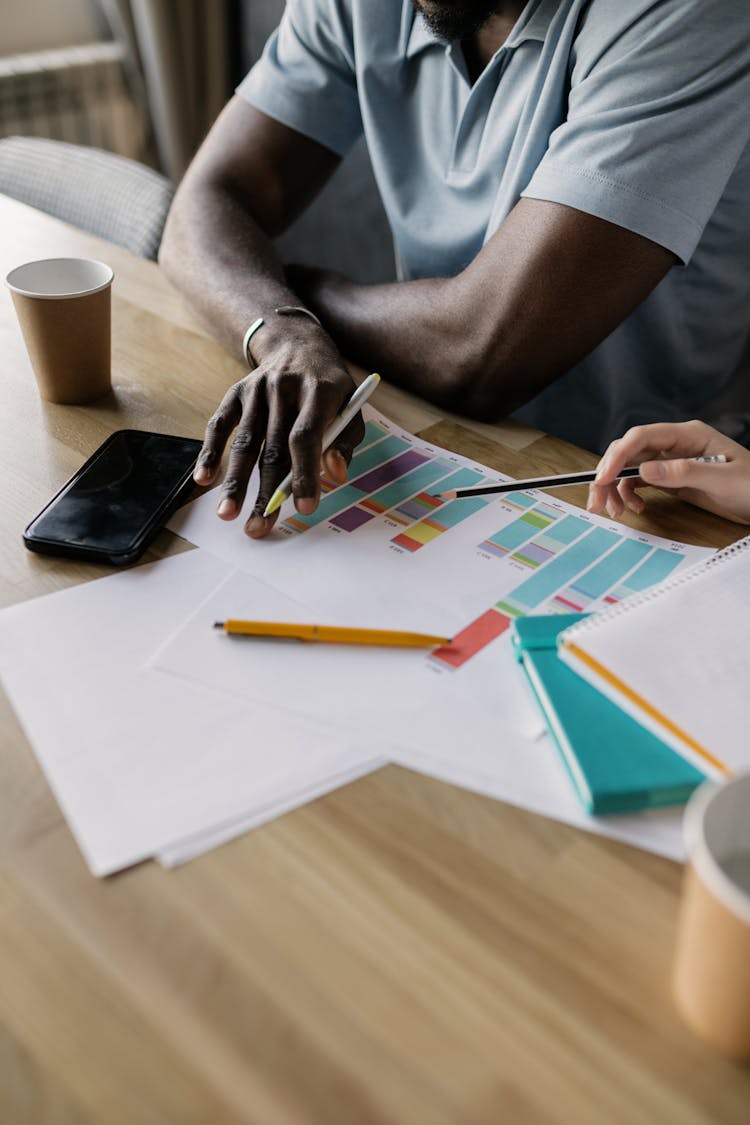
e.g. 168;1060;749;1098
150;560;686;861
157;756;382;867
149;567;540;735
385;696;686;861
0;551;383;875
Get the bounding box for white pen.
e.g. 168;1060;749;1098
263;372;381;517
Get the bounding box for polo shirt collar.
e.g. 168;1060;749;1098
405;0;554;59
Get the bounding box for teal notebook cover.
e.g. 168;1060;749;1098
511;613;704;815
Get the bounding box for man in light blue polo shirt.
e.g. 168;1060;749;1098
160;0;750;537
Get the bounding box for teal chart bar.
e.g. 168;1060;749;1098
610;547;684;599
500;527;620;612
346;433;410;480
571;539;652;600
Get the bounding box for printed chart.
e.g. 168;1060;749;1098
433;494;685;670
281;418;491;544
266;413;698;671
169;408;709;702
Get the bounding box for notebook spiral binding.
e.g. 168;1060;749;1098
562;533;750;638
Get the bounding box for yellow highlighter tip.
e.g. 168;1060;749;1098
263;489;286;518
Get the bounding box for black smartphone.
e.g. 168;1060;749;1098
23;429;203;565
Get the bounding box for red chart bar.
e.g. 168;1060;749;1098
432;608;512;669
553;594;583;612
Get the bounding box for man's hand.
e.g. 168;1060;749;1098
157;99;358;538
193;324;363;538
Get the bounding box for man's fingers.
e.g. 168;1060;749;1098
194;387;243;485
215;383;266;519
321;412;366;484
284;380;360;507
329;412;365;466
247;394;295;533
322;447;348;485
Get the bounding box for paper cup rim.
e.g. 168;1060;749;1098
684;776;750;927
5;258;114;299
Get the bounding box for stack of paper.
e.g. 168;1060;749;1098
0;551;383;874
0;409;713;875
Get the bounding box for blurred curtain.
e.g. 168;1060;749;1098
96;0;234;181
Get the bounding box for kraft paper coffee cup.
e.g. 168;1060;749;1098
6;257;113;404
672;774;750;1058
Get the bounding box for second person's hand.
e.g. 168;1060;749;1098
193;324;364;538
588;420;750;525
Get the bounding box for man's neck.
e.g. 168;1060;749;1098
463;3;527;82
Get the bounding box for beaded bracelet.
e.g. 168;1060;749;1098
242;305;323;369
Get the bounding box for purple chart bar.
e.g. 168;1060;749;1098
330;507;374;532
350;450;429;494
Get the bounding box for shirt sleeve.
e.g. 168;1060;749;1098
236;0;362;158
522;0;750;263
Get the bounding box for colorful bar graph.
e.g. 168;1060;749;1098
393;491;443;524
284;431;425;532
277;412;698;680
350;449;429;495
283;483;368;531
359;458;455;515
502;528;620;613
392;495;487;552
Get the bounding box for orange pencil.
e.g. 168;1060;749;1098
213;620;451;647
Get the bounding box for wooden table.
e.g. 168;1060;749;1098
1;193;748;1125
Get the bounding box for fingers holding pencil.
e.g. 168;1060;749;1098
588;421;750;525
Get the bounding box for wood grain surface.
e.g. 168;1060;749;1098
1;194;748;1124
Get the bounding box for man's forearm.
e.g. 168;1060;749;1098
159;174;307;365
291;268;480;412
291;197;677;423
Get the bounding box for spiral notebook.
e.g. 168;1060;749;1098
558;535;750;779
